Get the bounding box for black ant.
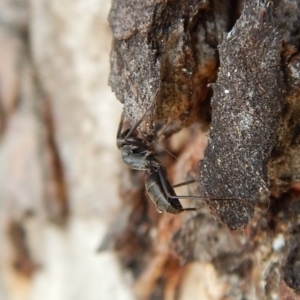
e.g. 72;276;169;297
117;109;201;214
116;108;268;230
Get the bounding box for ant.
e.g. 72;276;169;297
117;109;201;214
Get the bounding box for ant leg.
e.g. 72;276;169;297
172;179;196;188
117;112;125;139
157;169;206;201
159;171;255;207
116;109;148;142
156;122;182;143
157;168;199;211
124;109;149;140
124;101;157;141
117;111;150;150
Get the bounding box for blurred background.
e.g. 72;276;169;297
0;1;136;299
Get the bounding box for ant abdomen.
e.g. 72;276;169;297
145;168;184;214
117;110;198;215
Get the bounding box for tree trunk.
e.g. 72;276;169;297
107;0;300;299
1;1;300;300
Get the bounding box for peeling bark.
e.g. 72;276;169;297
198;1;284;229
108;0;300;298
109;0;236;133
1;0;300;299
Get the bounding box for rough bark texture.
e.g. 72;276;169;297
1;0;300;300
107;0;300;299
109;0;233;133
198;1;284;229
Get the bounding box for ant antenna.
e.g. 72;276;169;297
124;88;160;140
152;140;179;161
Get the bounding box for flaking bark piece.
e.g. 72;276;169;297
108;0;233;134
198;0;284;229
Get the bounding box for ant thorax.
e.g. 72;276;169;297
117;111;199;214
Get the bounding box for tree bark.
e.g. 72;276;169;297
107;0;300;299
1;0;300;300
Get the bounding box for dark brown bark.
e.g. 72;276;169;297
108;0;300;299
1;0;300;299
